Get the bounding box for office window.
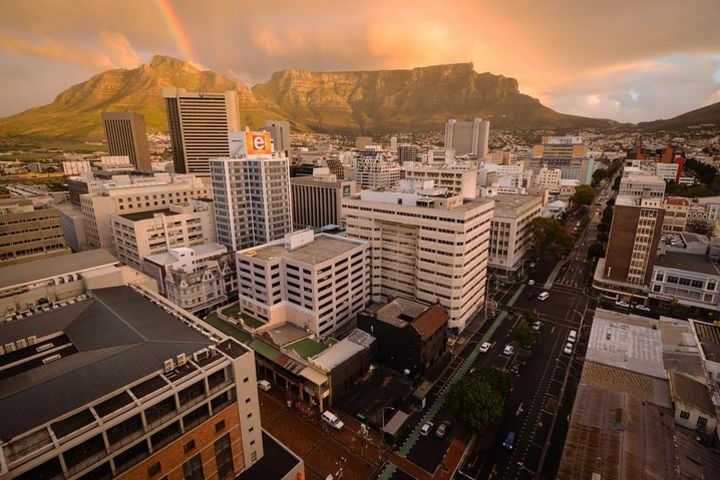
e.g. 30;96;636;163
184;439;196;453
147;462;161;477
215;420;226;432
680;410;690;419
183;453;204;480
697;416;708;429
214;433;234;480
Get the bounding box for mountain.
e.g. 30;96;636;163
638;101;720;131
0;56;613;140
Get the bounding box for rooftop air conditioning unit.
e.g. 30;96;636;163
27;335;37;345
163;359;176;372
16;339;28;349
208;345;217;357
176;353;187;366
0;345;4;356
36;343;54;353
5;343;16;353
193;348;209;362
42;354;61;364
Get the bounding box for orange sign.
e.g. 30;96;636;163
246;131;273;155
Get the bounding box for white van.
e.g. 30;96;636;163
322;411;345;430
568;330;577;343
538;292;550;301
257;380;271;392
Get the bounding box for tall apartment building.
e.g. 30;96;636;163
263;120;291;157
444;118;490;157
102;111;152;172
211;131;292;251
618;171;666;199
80;174;212;252
532;136;587;158
354;155;401;189
163;88;240;176
291;177;359;229
403;164;477;198
0;198;70;266
343;187;494;331
0;285;280;480
236;230;371;338
110;200;216;270
488;194;543;276
397;144;420;164
530;136;595;184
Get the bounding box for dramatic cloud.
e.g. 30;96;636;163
0;0;718;121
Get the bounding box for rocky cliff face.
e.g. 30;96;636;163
0;56;611;139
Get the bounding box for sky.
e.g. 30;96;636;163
0;0;719;123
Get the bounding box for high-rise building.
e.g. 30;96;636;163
0;198;70;266
102;112;152;172
355;136;374;150
236;230;371;338
343;185;494;331
0;284;294;480
618;171;666;199
163;88;240;176
488;194;543;276
397;144;420;164
263;120;291;157
444;118;490;157
532;136;587;158
291;176;359;229
210;130;292;251
354;155;401;189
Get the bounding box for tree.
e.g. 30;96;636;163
530;217;574;260
514;322;535;349
447;367;511;432
612;175;621;191
588;242;605;259
524;309;539;324
596;231;609;243
591;168;608;187
687;219;714;236
597;222;609;233
606;197;615;207
571;185;596;207
601;206;614;224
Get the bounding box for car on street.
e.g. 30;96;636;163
563;342;573;355
503;431;516;450
257;380;272;391
615;300;630;308
479;341;492;353
436;420;452;439
420;422;434;436
538;291;550;301
502;344;515;356
568;329;577;343
633;304;650;312
528;279;535;286
510;362;522;376
532;321;542;332
322;411;345;430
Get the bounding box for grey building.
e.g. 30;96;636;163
102;111;152;172
444;118;490;157
0;198;70;266
650;251;720;317
263;120;291;158
290;177;358;229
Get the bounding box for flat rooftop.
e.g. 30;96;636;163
235;432;302;480
0;248;118;290
311;329;374;372
144;242;227;266
655;251;720;275
493;193;542;216
248;234;363;264
120;208;176;221
0;286;213;439
692;320;720;364
374;298;429;328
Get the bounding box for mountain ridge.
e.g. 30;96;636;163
0;55;616;139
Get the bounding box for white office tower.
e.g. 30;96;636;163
163;87;240;176
444;118;490;157
263;120;291;157
355;155;401;189
343;182;494;331
211;130;292;251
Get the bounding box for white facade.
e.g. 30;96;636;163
489;195;543;275
343;189;493;331
236;231;370;338
403;164;477;198
533;167;562;190
618;172;666;199
354;155;401;189
444;118;490;157
62;161;91;176
650;253;720;311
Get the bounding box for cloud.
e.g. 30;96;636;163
96;31;142;69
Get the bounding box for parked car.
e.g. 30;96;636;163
503;431;516;450
538;292;550;301
563;342;573;355
257;380;271;391
528;279;535;286
479;341;492;353
510;362;523;376
420;422;434;436
568;330;578;343
634;304;650;312
322;411;344;430
615;300;630;308
503;344;515;356
436;420;453;439
532;321;542;332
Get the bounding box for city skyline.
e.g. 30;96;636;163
0;0;719;123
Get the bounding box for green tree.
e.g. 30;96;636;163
591;168;608;187
606;197;615;207
601;206;614;224
687;219;714;236
514;322;535;349
596;231;609;243
524;308;539;324
588;242;605;259
571;185;597;207
530;217;574;260
447;367;511;432
612;176;621;191
597;222;609;233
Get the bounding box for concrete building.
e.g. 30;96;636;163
397;144;420;164
110;200;216;270
355;136;373;150
102;111;152;172
668;370;719;440
80;174;211;253
488;194;543;277
354;155;401;189
619;172;666;199
211;131;292;251
144;242;233;294
358;298;448;377
662;197;690;232
532;136;587;159
650;251;720;316
342;185;494;331
529;137;594;184
163;88;240;176
263;120;291;157
62;161;91;176
0;285;297;480
290;176;358;229
532;166;562;190
444;118;490;157
236;230;370;339
54;199;89;252
594;196;665;296
403;164;477;198
164;254;234;315
0;198;70;266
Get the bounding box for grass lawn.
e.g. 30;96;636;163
203;312;252;344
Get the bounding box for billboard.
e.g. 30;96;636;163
343;184;351;197
245;131;273;155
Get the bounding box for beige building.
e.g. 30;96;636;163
0;198;70;266
489;194;543;276
663;197;690;232
110;200;216;270
618;171;666;199
102;111;151;172
532;166;562;190
532;136;587;158
444;118;490;157
163;88;240;176
80;174;211;253
343;187;494;331
403;164;477;198
144;243;232;294
290;176;359;229
354;156;401;189
236;230;370;338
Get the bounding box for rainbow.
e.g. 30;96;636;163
154;0;194;63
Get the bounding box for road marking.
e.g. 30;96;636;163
516;403;524;416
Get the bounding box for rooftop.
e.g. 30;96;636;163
493;193;542;216
246;233;364;265
144;242;227;266
655;251;720;276
119;208;176;221
0;286;214;439
691;320;720;364
668;370;715;416
580;361;671;408
0;249;118;290
374;298;430;328
310;329;375;372
235;432;302;480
